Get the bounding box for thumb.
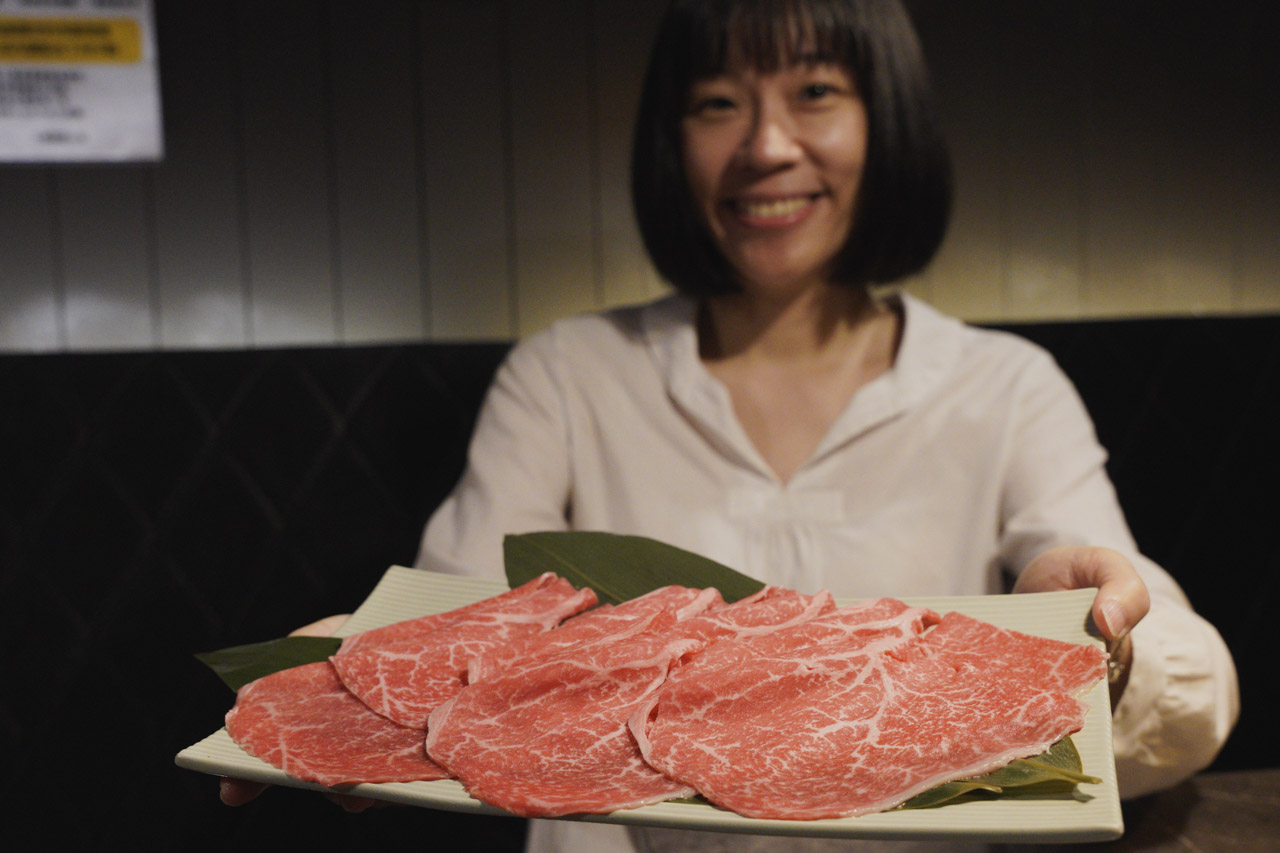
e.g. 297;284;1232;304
1080;548;1149;643
1018;546;1150;643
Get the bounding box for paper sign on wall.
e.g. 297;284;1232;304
0;0;162;162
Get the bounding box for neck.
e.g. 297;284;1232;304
699;284;886;363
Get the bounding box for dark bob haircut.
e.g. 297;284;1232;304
631;0;953;296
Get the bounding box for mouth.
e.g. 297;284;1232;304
727;194;821;226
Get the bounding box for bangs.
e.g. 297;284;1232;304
686;0;861;78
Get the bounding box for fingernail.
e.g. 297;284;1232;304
1100;600;1129;640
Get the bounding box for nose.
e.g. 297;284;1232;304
737;98;802;169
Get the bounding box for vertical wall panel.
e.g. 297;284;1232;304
507;0;598;336
151;0;248;347
0;170;60;349
914;0;1007;320
999;2;1085;320
593;0;667;307
56;168;155;349
2;0;1278;354
420;0;512;340
1237;3;1280;312
236;0;335;345
1148;12;1236;314
1080;4;1163;317
328;0;426;343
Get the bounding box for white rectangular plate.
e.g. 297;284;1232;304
176;567;1122;842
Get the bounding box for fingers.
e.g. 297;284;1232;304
221;777;381;812
289;613;352;638
324;792;380;813
1107;632;1134;707
220;777;269;807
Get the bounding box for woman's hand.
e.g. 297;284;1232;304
219;614;377;812
1012;546;1150;707
290;614;353;639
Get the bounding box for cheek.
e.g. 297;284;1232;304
680;152;714;216
680;127;733;212
839;114;871;188
820;119;867;168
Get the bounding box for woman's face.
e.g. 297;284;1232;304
681;60;868;299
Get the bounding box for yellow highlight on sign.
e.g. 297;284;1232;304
0;16;142;64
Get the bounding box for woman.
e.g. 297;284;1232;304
224;1;1237;850
415;1;1236;850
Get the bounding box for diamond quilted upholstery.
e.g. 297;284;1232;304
0;318;1274;847
0;343;522;849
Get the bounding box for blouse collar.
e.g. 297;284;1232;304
640;290;967;480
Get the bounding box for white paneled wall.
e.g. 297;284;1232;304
0;0;1276;352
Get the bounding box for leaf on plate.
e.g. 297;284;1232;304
504;531;767;605
898;737;1100;810
983;736;1100;787
196;636;342;692
896;779;1004;809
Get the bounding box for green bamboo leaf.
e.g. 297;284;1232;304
897;737;1098;810
897;779;1004;809
504;532;767;605
980;737;1100;788
196;636;342;692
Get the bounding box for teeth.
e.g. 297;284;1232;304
736;197;812;219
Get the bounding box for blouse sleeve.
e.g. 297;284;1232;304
996;348;1239;799
414;331;573;580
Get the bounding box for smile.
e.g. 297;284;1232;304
729;195;820;224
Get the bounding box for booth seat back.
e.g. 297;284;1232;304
1;315;1275;848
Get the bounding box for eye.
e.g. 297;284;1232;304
792;62;857;105
690;95;737;115
686;82;742;120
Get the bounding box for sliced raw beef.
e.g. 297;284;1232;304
670;585;836;646
631;604;1107;820
225;661;448;787
426;585;832;817
467;585;719;682
920;610;1109;697
331;574;597;728
335;572;587;656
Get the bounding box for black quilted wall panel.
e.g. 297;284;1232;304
0;343;521;850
